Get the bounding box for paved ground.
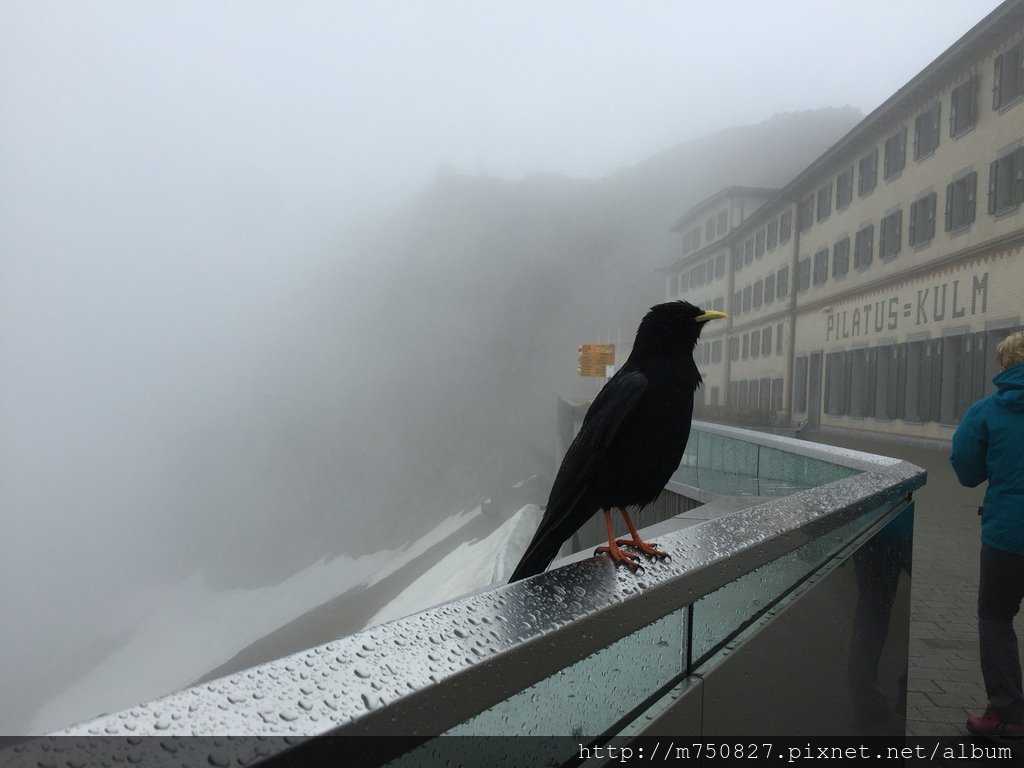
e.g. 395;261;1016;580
810;432;1024;739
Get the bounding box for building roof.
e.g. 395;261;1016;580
669;186;779;232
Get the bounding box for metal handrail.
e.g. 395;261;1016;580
49;426;924;751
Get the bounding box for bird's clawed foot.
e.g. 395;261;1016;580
616;537;669;560
594;542;641;570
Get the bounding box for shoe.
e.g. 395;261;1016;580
966;710;1024;738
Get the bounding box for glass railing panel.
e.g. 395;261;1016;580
390;609;688;766
757;445;858;486
697;431;759;475
689;498;899;665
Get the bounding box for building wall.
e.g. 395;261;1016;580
666;190;776;410
666;8;1024;443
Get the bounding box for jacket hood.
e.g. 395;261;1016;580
994;363;1024;412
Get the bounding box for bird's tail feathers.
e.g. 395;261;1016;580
507;536;563;583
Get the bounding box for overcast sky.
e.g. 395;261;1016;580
0;0;1011;734
1;1;1006;215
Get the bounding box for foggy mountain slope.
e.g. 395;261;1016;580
5;108;863;736
179;108;864;591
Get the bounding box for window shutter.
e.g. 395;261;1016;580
1017;42;1024;99
949;91;957;137
913;117;920;159
932;103;940;147
900;127;907;168
994;54;1004;110
989;160;999;214
896;209;902;253
968;171;977;223
945;183;954;231
867;226;873;261
909;202;916;244
1015;147;1024;204
967;75;976;125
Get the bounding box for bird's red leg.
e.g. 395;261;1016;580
616;508;669;560
594;509;640;570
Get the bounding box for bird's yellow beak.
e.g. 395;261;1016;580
695;310;728;323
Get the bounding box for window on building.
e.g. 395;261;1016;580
771;378;784;411
780;211;793;243
993;40;1024;110
706;218;715;241
715;253;726;279
949;332;989;421
813;248;829;286
679;270;689;292
884;128;907;179
817;183;832;222
753;278;763;309
751;329;760;359
833;236;850;278
906;339;943;423
793;356;809;412
764;273;775;305
744;238;754;265
728;336;740;361
988;147;1024;214
909;193;937;246
776;323;784;355
836;167;854;209
712;296;724;312
859;148;878;196
738;380;749;408
887;343;908;420
950;75;977;137
862;348;879;418
732;290;742;315
762;325;772;356
749;379;759;408
755;229;765;258
712;339;722;364
945;171;977;231
742;285;752;313
824;351;853;416
693;227;701;249
854;224;874;269
799;196;814;231
757;378;770;410
913;102;941;160
742;333;749;360
766;219;778;250
682;232;691;253
797;256;811;292
880;209;902;260
848;348;877;419
717;210;728;235
777;265;790;298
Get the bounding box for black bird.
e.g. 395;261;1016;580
508;301;727;583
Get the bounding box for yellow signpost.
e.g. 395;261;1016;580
577;344;616;377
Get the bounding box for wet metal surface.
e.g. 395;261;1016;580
1;425;925;767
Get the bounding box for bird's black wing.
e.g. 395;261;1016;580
508;370;647;581
544;369;648;524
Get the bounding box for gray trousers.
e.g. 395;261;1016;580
978;543;1024;722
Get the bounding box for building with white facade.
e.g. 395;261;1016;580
665;0;1024;444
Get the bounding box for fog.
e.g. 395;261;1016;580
0;1;1000;734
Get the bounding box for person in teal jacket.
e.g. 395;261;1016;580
951;330;1024;737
